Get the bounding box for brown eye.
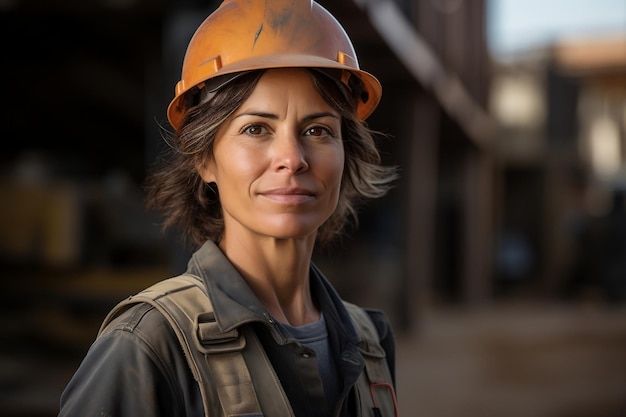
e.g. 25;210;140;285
243;124;266;136
304;126;333;137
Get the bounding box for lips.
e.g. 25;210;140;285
260;187;316;204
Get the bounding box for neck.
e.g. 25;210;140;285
219;231;320;326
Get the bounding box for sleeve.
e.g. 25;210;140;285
58;303;198;417
364;309;396;386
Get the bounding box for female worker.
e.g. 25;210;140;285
59;1;399;416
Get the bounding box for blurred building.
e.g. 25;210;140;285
489;34;626;303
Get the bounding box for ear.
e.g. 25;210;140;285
197;158;217;183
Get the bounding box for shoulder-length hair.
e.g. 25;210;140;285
145;69;397;249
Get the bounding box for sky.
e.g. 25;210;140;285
487;0;626;56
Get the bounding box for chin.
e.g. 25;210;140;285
262;218;325;240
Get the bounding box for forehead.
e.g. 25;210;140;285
241;68;334;109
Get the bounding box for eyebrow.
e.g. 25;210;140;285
233;111;339;122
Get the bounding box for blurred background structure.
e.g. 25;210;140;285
1;0;625;416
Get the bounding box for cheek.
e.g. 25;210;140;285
214;147;263;184
327;148;345;184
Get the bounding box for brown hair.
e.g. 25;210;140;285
145;69;397;249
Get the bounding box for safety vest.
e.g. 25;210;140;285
99;274;399;417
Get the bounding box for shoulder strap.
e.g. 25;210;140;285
99;274;293;417
100;275;220;385
344;302;399;417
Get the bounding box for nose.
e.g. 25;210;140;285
272;131;309;174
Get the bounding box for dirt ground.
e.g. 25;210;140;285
394;302;626;417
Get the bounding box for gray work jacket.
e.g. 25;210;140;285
59;240;395;417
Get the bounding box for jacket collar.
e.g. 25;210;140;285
187;240;266;333
185;240;360;347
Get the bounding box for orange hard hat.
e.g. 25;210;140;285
166;0;382;131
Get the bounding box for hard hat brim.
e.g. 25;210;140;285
167;54;382;131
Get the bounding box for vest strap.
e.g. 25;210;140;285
344;302;399;417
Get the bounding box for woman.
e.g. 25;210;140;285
59;1;399;416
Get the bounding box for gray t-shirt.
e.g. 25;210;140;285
280;313;341;411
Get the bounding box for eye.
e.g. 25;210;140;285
242;124;267;136
304;126;334;138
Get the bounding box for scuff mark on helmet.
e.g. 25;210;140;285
267;6;293;29
253;23;263;48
